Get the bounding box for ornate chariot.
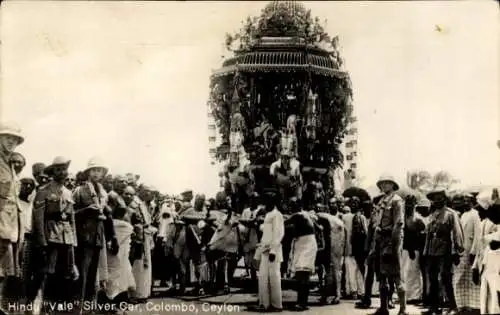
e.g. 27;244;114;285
207;1;354;211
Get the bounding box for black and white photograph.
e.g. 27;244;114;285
0;1;498;314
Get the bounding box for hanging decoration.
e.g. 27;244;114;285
208;0;354;196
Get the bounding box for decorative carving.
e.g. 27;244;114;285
209;1;354;206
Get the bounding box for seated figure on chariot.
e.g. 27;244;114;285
222;146;254;212
270;144;302;212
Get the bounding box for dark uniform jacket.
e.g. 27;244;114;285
423;207;464;257
32;181;77;247
73;181;115;248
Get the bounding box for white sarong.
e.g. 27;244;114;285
106;220;135;300
402;249;422;301
480;250;500;314
288;234;317;275
344;256;364;296
131;230;154;299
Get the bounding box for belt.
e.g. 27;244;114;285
45;212;70;222
295;231;315;238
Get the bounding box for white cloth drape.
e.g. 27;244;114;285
402;249;422;301
105;220;135;300
288;234;318;275
258;253;282;309
344;256;364;295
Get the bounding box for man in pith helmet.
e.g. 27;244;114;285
422;188;464;315
371;174;407;315
72;157;117;311
0;121;24;314
31;156;78;306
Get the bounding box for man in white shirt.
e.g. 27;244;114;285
452;193;481;312
254;190;285;312
472;190;500;315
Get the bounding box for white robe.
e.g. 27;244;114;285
402;250;422;300
479;225;500;314
106;219;135;300
402;213;425;301
255;208;284;309
289;234;318;275
131;199;156;299
342;212;364;296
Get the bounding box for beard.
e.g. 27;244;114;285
53;171;69;183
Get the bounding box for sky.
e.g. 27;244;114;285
1;1;499;196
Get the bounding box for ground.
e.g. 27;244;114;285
124;290;424;315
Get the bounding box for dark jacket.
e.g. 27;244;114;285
73;181;115;248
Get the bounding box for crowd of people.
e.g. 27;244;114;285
246;178;500;315
0;121;196;315
1;118;500;315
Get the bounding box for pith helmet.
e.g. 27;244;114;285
376;174;400;191
84;156;108;174
426;185;448;201
45;156;71;176
0;121;24;144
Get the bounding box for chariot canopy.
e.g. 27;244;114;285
208;1;354;205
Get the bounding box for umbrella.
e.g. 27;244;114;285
343;187;371;202
373;194;385;204
396;186;425;201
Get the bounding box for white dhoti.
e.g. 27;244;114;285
344;256;364;296
257;253;282;309
289;234;318;275
480;250;500;314
106;220;136;300
131;233;153;299
480;273;500;315
402;249;422;301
